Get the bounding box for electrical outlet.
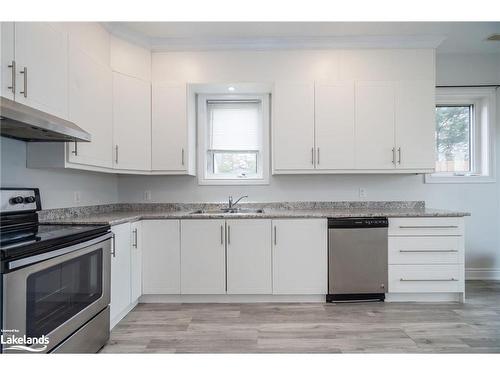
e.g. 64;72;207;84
359;188;367;199
74;191;81;203
144;190;152;201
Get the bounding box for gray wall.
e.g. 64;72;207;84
0;137;119;208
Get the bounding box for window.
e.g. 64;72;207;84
197;94;270;185
426;87;496;184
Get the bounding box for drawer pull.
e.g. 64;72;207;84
399;249;458;253
400;278;458;282
398;225;458;229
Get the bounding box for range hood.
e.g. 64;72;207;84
0;97;91;142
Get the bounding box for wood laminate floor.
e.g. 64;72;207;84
101;281;500;353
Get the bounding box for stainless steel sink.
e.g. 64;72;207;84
189;208;264;215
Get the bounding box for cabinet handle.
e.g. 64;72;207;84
115;145;119;164
317;147;320;165
111;233;116;257
274;225;277;245
392;147;396;165
311;148;314;165
398;225;458;229
7;60;15;94
227;225;231;245
397;147;401;164
19;66;27;98
399;249;458;253
220;225;224;245
181;148;185;166
400;278;458;282
72;141;78;156
133;228;138;248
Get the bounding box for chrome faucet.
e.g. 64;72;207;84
228;195;248;209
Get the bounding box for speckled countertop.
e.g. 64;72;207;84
38;201;470;226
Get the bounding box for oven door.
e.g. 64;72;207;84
2;233;111;353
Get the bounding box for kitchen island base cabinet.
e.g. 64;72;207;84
142;220;181;294
272;219;328;295
226;219;272;294
180;220;226;294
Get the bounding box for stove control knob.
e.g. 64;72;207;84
24;196;36;204
10;196;24;204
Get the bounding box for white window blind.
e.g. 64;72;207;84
208;101;261;151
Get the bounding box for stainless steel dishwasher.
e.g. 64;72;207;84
327;217;388;302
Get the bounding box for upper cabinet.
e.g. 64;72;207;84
14;23;68;119
112;72;151;171
1;22;15;100
67;43;113;168
151;83;194;173
273;82;315;171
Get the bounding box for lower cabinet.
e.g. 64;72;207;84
110;222;132;325
142;220;181;294
180;219;226;294
272;219;328;294
226;219;272;294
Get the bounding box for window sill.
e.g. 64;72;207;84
424;173;496;184
198;178;270;186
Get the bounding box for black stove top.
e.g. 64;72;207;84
1;224;110;262
0;187;110;269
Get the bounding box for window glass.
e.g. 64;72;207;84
435;105;472;173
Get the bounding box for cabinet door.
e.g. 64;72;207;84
1;22;15;100
315;82;355;170
226;219;272;294
395;81;436;170
273;82;315;171
130;221;142;302
112;71;151;171
355;82;396;170
180;220;226;294
151;83;187;171
14;22;68;118
142;220;181;294
110;223;132;322
67;44;113;168
272;219;327;294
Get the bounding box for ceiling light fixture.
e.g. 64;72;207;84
228;86;235;92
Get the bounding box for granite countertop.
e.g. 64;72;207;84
38;201;470;226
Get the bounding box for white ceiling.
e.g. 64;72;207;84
110;22;500;53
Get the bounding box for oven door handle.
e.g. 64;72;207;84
8;232;113;270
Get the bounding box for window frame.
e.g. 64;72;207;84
425;87;496;184
197;93;270;185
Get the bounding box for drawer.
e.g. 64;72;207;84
389;217;464;236
388;264;464;293
389;236;464;265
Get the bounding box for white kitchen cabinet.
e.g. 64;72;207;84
130;221;143;302
315;81;356;170
67;43;113;168
110;34;151;82
395;80;435;170
110;223;132;325
355;81;396;170
273;82;315;171
152;83;192;172
14;22;68;119
112;71;151;171
180;219;226;294
226;219;272;294
272;219;328;294
1;22;15;100
142;220;181;294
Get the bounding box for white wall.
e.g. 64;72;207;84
118;50;500;278
0;137;119;209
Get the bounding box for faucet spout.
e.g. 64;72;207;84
228;195;248;209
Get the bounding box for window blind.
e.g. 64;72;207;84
208;101;260;151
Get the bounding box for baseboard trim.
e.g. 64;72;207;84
139;294;326;303
466;268;500;280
